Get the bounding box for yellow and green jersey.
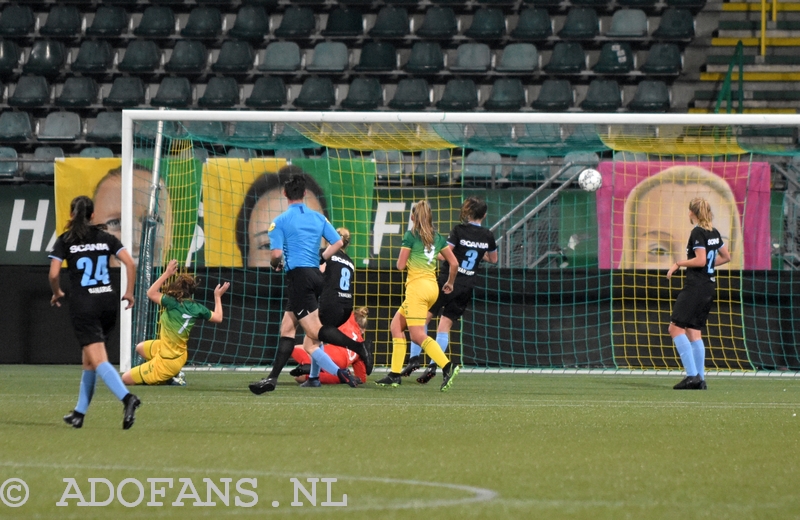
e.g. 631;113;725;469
400;230;448;285
157;295;213;358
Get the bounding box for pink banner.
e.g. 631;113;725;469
596;161;771;270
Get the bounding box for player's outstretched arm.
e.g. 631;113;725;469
49;258;65;307
117;249;137;310
441;246;458;294
146;259;177;305
209;281;231;323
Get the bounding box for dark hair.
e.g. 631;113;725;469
64;196;104;244
283;171;307;201
460;196;488;223
236;165;328;265
163;273;199;301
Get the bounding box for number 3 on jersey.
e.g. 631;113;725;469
461;249;478;270
76;256;110;287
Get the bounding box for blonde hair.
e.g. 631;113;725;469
353;307;369;330
412;200;435;248
689;197;713;231
337;227;351;249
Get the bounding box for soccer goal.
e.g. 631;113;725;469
119;110;800;376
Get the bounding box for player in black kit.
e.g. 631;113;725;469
400;197;498;383
666;197;731;390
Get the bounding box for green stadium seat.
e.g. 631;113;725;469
293;77;336;109
592;42;635;74
496;43;538;73
640;43;682;74
228;5;270;41
558;7;599;40
79;147;114;158
405;41;444;74
580;79;621;112
544;42;586;74
9;76;50;107
510;149;550;182
185;121;226;141
652;8;694;40
483;78;526;111
531;79;573;111
71;41;115;74
0;146;19;178
511;8;552;40
606;9;648;38
0;39;20;76
23;40;67;76
560;150;599;181
199;77;239;108
322;8;364;37
275;148;304;160
134;6;176;38
617;0;657;7
86;6;128;37
152;77;193;108
354;42;396;72
87;112;122;142
368;6;409;38
181;7;222;39
413;149;452;186
517;123;561;144
165;40;208;74
371;150;407;185
274;7;316;39
25;147;64;181
39;111;81;141
56;77;99;107
666;0;706;13
306;42;349;72
259;41;301;72
341;77;383;110
470;123;514;145
0;5;35;38
226;148;256;159
104;77;146;107
0;111;32;140
416;7;458;39
450;43;491;73
241;0;279;8
212;40;254;73
232;121;273;141
565;126;605;148
436;78;479;111
245;76;286;108
627;80;670;112
465;8;506;40
118;40;161;73
388;78;430;110
40;6;82;38
462;151;506;186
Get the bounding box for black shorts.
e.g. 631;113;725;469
285;267;324;319
429;284;474;322
69;294;118;347
670;283;715;330
318;291;352;328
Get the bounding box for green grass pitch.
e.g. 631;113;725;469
0;366;798;519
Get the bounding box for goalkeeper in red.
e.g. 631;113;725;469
122;259;230;386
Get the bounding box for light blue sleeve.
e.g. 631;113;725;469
268;217;285;252
321;217;341;245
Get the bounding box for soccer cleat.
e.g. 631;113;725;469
122;394;141;430
289;364;311;377
169;371;186;386
440;362;460;392
375;372;401;387
362;340;375;376
300;377;321;388
249;377;277;395
337;368;359;388
697;379;708;390
63;410;84;429
399;356;421;377
673;375;702;390
416;364;437;384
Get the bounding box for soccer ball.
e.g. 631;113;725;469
578;168;603;192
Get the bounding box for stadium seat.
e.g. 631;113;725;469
226;148;256;160
483;77;526;111
606;9;648;38
25;147;63;181
275;148;304;160
388;78;430;110
368;6;409;38
0;111;32;140
496;43;538;73
56;77;99;107
259;42;301;72
79;147;114;158
228;5;270;41
511;8;552;40
652;9;694;40
87;111;122;142
293;77;336;109
0;40;20;76
517;123;562;144
151;77;193;107
431;123;466;143
509;149;550;182
274;7;316;39
181;7;222;39
640;43;682;74
232;121;273;142
185;121;225;141
436;78;479;111
199;76;239;108
38;111;81;141
40;6;82;38
544;42;586;74
134;6;176;38
165;40;208;74
617;0;657;7
71;41;115;74
0;5;34;38
322;8;364;37
558;7;600;40
561;150;599;181
0;146;18;178
405;41;444;74
87;6;128;37
23;40;67;76
416;7;458;39
341;77;382;110
465;8;506;40
118;40;161;73
413;149;452;186
354;42;396;72
531;79;573;111
371;150;406;185
104;77;146;107
666;0;707;13
450;43;491;73
627;80;670;112
462;151;505;186
580;79;622;111
565;127;604;148
241;0;279;8
245;76;286;108
592;42;635;74
9;76;50;107
211;40;254;74
306;42;349;72
470;123;514;145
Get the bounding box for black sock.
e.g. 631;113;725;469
318;325;367;360
268;337;296;380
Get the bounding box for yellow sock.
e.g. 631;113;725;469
421;337;450;368
391;337;407;374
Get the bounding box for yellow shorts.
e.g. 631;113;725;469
399;279;439;326
131;339;187;385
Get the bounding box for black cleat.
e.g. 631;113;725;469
249;377;277;395
122;394;141;430
63;410;84;429
289;364;311;377
375;372;401;387
399;356;421;377
300;377;321;388
416;364;437;384
337;368;359;388
673;375;702;390
697;379;708;390
362;340;375;376
440;362;460;392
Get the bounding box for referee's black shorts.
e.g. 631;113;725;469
285;267;324;320
429;284;473;323
69;294;118;347
670;283;715;330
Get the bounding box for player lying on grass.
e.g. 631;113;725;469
121;259;230;387
290;307;370;386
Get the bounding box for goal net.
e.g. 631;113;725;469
119;111;800;375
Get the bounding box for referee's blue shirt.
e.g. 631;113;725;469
268;203;340;271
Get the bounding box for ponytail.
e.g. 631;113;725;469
412;200;435;249
689;197;714;231
64;196;97;244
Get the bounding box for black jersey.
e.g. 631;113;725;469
49;227;125;299
322;248;355;306
684;226;723;286
439;223;497;289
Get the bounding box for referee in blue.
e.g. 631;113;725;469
249;169;360;393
